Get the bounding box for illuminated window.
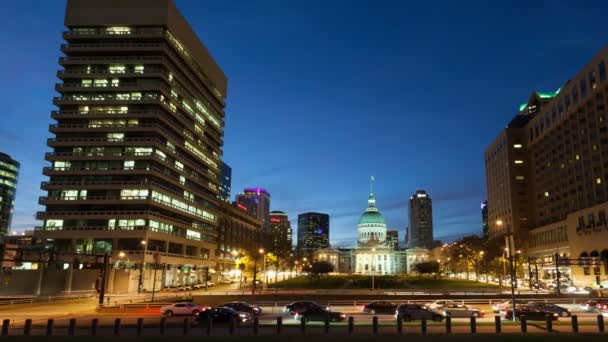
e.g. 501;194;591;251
107;133;124;141
81;79;92;87
515;176;525;180
597;178;602;184
108;64;126;74
513;144;523;149
120;189;149;199
45;220;64;230
123;160;135;170
94;79;108;87
134;65;144;74
179;176;186;185
105;26;131;35
544;191;550;197
514;160;524;164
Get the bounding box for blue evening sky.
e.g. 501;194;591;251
0;1;606;246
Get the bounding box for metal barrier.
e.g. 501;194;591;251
0;312;605;336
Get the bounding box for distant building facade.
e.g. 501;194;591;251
236;188;270;231
0;153;19;236
218;163;232;203
408;190;434;248
268;211;292;257
217;202;263;281
296;212;329;257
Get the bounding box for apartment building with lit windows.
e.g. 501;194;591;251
0;153;20;236
485;46;608;288
34;0;228;292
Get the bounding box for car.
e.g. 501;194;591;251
580;299;608;312
492;299;529;312
220;279;234;284
502;306;559;321
221;302;263;316
426;300;457;310
395;304;444;322
283;301;328;315
294;307;346;323
529;303;571;317
362;301;398;315
161;302;209;317
195;307;250;324
440;303;484;318
206;281;216;287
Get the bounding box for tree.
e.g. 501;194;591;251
304;261;334;282
414;261;440;278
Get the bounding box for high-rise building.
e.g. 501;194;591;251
235;188;270;229
481;201;489;240
218;162;231;203
268;211;292;257
0;153;20;236
485;47;608;287
35;0;227;293
297;212;329;257
216;202;262;280
386;230;399;250
407;190;433;248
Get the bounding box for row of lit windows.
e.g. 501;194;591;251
0;162;18;172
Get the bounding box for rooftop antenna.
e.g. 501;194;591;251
370;175;375;193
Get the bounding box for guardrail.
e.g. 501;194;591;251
0;292;96;307
0;314;606;336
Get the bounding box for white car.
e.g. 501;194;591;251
426;300;457;310
161;302;209;317
491;300;528;313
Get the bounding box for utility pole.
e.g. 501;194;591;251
506;234;517;322
98;253;109;305
251;253;259;295
151;247;159;302
555;253;561;296
528;257;533;289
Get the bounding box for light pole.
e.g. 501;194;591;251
151;246;160;302
138;240;147;294
252;248;264;295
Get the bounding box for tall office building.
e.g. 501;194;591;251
407;190;433;248
481;201;489;240
485;47;608;287
296;212;329;257
218;162;231;203
0;153;20;236
268;211;292;257
235;188;271;229
386;230;399;250
35;0;227;292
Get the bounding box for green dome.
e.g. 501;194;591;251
359;211;385;225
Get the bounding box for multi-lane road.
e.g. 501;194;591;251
0;298;606;335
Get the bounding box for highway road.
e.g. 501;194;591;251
0;299;606;335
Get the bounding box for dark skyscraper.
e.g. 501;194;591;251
268;211;292;257
34;0;226;292
297;212;329;257
218;162;231;203
0;153;19;236
481;200;489;240
407;190;433;248
386;230;398;250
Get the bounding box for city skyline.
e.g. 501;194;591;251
1;0;608;246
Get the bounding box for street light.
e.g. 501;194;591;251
138;240;148;293
118;251;125;258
